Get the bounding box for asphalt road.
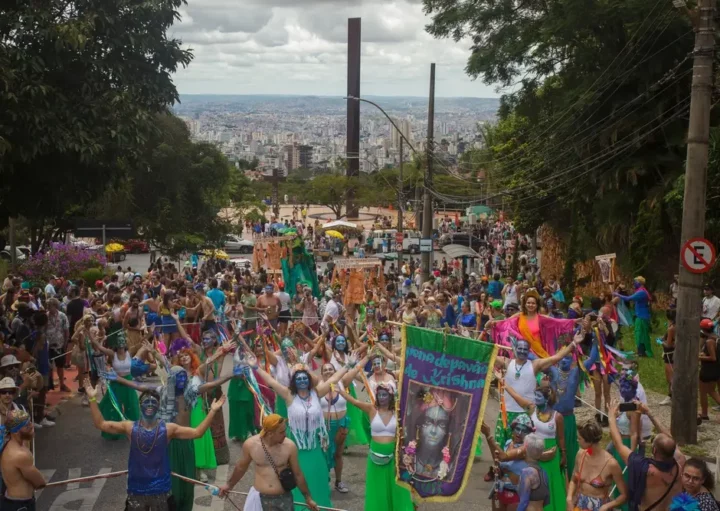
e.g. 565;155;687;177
33;354;499;511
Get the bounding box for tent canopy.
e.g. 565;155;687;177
442;244;480;259
323;220;359;231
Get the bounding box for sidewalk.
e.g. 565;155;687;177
46;365;81;410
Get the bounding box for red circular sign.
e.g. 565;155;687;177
681;237;717;274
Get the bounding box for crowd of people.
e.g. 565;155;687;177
0;216;718;511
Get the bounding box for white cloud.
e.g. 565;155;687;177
170;0;499;97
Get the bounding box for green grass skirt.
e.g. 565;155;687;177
539;437;566;511
99;375;140;440
365;440;413;511
227;378;257;440
563;413;580;478
169;438;195;511
609;436;632;511
290;444;332;511
190;399;217;470
346;384;369;447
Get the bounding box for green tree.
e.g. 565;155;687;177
89;114;241;256
424;0;696;285
0;0;192;250
309;175;355;219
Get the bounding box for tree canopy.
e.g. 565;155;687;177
423;0;706;284
0;0;192;248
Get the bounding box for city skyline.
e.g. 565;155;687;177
169;0;502;98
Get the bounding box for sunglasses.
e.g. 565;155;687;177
0;389;16;395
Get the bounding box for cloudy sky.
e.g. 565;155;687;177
170;0;499;98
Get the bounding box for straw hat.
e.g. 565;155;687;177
0;377;18;391
0;355;20;368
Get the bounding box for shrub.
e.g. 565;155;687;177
81;268;105;289
19;243;106;283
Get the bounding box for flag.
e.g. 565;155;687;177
396;325;497;502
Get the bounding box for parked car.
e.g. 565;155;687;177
224;235;254;254
120;239;149;254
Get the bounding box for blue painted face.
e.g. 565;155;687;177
140;396;160;421
335;336;347;352
559;355;573;372
295;372;310;390
175;370;188;392
534;391;547;409
633;281;642;290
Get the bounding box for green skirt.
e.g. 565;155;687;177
190;399;217;470
563;413;580;478
169;438;196;511
634;317;653;357
539;437;565;511
365;440;414;511
276;396;288;419
291;444;332;511
99;375;140;440
495;410;526;448
609;436;632;511
346;384;369;447
227;378;257;441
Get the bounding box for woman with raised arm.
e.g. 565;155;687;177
319;355;369;494
338;383;413;511
252;350;362;510
90;330;140;440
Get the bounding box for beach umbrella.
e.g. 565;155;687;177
201;249;229;260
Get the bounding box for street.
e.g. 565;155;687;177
33;354;499;511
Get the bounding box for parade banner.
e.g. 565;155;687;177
396;325;497;502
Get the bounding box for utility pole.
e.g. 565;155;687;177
397;138;404;268
671;0;716;445
421;63;436;285
346;18;361;219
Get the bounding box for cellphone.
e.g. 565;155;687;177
618;402;637;412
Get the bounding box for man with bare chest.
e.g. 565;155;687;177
1;409;46;511
219;414;318;511
258;285;281;328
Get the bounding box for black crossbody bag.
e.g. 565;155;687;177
261;439;297;492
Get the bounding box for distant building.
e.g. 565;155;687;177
390;118;412;150
298;145;313;168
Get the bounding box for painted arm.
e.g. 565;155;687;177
375;343;397;363
85;382;132;436
615;290;643;302
168;396;225;439
583;341;600;372
517;467;540;511
91;339;114;358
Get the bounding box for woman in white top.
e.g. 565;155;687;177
320;358;370;493
340;384;413;511
90;332;140;440
254;351;366;509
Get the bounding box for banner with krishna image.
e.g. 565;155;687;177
396;325;498;502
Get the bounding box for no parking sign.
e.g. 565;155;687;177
681;237;717;274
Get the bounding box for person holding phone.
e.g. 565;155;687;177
607;371;652;511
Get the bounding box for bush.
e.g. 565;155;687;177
19;243;106;283
80;268;105;289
